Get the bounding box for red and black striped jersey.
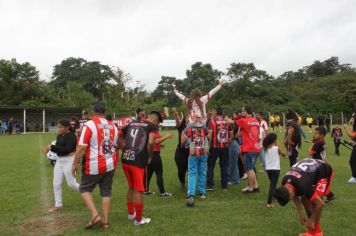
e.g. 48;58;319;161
184;127;209;157
209;116;230;149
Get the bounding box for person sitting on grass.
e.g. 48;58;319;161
181;123;211;207
173;80;224;127
275;159;333;236
262;132;286;208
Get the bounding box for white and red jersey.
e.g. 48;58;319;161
79;116;119;175
260;120;268;131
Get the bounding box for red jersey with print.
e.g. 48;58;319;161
331;128;342;142
121;120;157;168
184;127;209;157
78;117;119;175
153;131;161;152
236;116;260;153
282;159;333;201
209;116;230;149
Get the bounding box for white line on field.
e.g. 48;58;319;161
38;134;55;233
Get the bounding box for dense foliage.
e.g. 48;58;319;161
0;57;355;117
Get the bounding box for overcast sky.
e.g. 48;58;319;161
1;0;355;90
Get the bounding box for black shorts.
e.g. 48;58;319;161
80;170;115;197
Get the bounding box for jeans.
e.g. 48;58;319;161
228;140;240;184
53;155;80;207
244;152;258;171
266;170;280;204
146;152;165;194
187;155;207;197
207;148;229;189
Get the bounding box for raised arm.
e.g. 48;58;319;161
173;88;187;101
202;81;223;102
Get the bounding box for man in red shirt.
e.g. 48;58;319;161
236;106;261;194
120;111;161;225
72;102;119;229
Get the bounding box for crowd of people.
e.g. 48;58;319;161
38;82;356;236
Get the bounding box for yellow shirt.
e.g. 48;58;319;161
269;116;275;123
306;117;313;124
275;116;280;122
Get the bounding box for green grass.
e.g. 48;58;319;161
1;126;356;236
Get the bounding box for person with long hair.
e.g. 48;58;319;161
173;80;224;127
41;119;79;212
284;122;302;167
344;113;356;183
173;108;190;187
262;132;286;208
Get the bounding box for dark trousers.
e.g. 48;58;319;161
334;141;341;155
289;155;297;167
207;147;229;189
266;170;280;204
146;152;165;194
174;147;189;185
350;148;356;178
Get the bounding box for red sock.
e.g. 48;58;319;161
127;201;135;215
135;203;144;222
315;223;321;233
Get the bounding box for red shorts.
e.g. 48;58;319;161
122;164;145;192
311;170;334;201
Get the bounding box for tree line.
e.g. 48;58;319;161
0;56;355;117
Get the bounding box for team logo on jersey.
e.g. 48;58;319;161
217;129;227;143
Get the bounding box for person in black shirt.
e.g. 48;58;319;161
309;127;327;161
275;159;334;236
120;111;160;225
173;108;189;188
344;114;356;183
331;124;343;156
41;119;79;212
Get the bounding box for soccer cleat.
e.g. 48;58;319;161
160;192;172;198
134;217;151;226
186;196;195;207
128;213;136;221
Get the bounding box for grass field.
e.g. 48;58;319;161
1;126;356;236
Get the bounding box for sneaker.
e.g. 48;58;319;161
228;181;240;185
348;177;356;183
186;196;195;207
241;174;247;180
197;193;206;200
206;187;214;191
134;217;151;226
128;213;136;221
160;192;172;198
144;191;155;195
241;186;249;192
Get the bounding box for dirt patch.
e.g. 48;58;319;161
18;212;79;236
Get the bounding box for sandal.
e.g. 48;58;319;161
85;215;102;229
101;222;109;229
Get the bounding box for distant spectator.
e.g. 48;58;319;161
8;117;13;135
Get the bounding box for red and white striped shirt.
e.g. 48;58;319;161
79;116;119;175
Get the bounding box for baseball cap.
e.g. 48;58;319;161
92;101;106;114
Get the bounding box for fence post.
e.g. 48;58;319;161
42;109;46;133
23;108;26;134
268;112;271;126
341;113;344;125
282;112;286;126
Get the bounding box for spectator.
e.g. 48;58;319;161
8;117;13;135
236;106;261;194
71;102;119;229
344;114;356;184
331;124;343;156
